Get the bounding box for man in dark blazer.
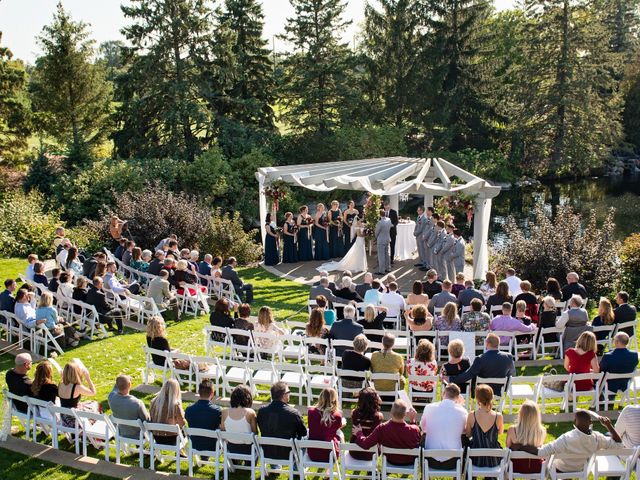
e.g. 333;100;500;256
383;201;399;265
561;272;588;301
257;381;307;460
448;333;515;396
329;304;364;357
309;278;349;306
355;272;374;299
457;280;485;307
221;257;253;303
614;291;637;336
147;250;165;276
184;380;222;451
86;276;123;333
600;332;638;394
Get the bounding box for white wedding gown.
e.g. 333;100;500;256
318;226;368;273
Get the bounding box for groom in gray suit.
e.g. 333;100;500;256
375;208;392;275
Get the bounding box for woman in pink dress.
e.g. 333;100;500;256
406;339;438;393
307;388;344;461
564;331;599;391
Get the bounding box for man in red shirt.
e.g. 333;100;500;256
353;399;421;465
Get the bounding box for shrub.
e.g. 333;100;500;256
179;147;230;200
227;149;275;226
199;209;261;265
620;233;640;305
495;205;620;299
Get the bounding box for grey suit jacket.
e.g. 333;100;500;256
221;265;243;290
432;230;446;252
413;215;426;238
355;283;373;299
439;233;456;256
423;220;435;242
428;291;458;313
147;277;172;307
450;238;465;261
309;285;347;305
375;217;392;244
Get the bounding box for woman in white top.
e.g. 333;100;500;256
222;385;257;454
254;306;286;350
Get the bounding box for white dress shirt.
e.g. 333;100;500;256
420;399;468;460
104;272;127;295
538;427;618;473
380;291;406;318
505;275;522;297
616;405;640;448
56;249;68;268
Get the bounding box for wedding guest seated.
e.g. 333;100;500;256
14;288;43;328
349;388;383;460
449;333;515;396
65;247;83;277
370;333;405;394
305;308;329;355
486;280;512;314
543;277;563;301
254;306;285;351
451;273;465;298
198;253;214;277
147;250;165;276
221;385;257;453
407;281;429;306
36;291;80;347
329;305;363;357
209;298;236;342
406;339;437;393
614;291;637;336
155;234;177;252
538;296;559;344
434;302;462;346
428;279;456;314
174;259;204;295
310;277;348;306
48;268;61;293
512;281;538;322
308;388;344;461
355;272;374;299
58;272;74;299
462;298;491;343
380;282;405;319
315;295;336;326
25;254;38;281
600;332;637;394
257;382;307;461
0;279;17;312
592;297;615;350
108;374;150;438
32;360;58;402
363;280;383;305
222;257;253;304
465;384;503;467
146;316;191;369
557;294;591;351
561;272;587;301
148;269;181;321
210;256;223;277
353;399;421;466
480;271;497;300
72;277;89;313
82;252;105;279
341;335;371;387
6;353;33;412
129;247;149;272
404;304;433;332
188;250;200;272
114;237;127;260
149;378;185;445
166;239;179;258
565;331;599;391
421;384;468;470
490;302;536;346
616;405;640;447
504;268;523;297
422;269;442;298
505;401;546;474
185;380;222;452
458;280;484;308
58;359;98;427
335;276;362;302
314;271;337;292
232;303;254;343
105;261;140;295
86;276;124;334
358;304;388;342
441;340;471;393
33;261;49;287
511;411;621;473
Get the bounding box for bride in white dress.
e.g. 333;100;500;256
318;217;368;273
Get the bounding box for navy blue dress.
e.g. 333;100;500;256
297;216;313;261
329;209;344;258
314;214;330;261
264;224;280;266
344;212;358;248
282;221;298;263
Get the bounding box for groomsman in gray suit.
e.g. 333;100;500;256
449;229;466;279
375;209;392;275
425;214;441;272
439;223;457;280
421;208;435;271
413;207;428;269
431;220;447;280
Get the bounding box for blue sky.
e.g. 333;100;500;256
0;0;516;63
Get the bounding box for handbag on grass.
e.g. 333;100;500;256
542;368;566;392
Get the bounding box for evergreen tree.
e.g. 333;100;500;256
98;40;126;81
29;3;112;167
219;0;275;129
602;0;639;55
279;0;354;134
362;0;423;127
0;32;31;164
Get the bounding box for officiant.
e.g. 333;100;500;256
383;200;399;265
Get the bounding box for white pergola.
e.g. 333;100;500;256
256;157;501;279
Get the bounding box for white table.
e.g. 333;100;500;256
395;221;417;261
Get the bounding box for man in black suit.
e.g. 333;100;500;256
383;201;399;265
561;272;588;301
147;250;165;276
355;272;374;299
614;291;637;337
309;277;349;306
448;333;515;396
221;257;253;303
313;270;337;293
329;304;364;357
86;276;124;333
600;332;638;395
257;381;307;460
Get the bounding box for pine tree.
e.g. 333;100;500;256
279;0;354;134
0;32;31;164
29;3;112;167
219;0;275;129
362;0;423;127
603;0;640;55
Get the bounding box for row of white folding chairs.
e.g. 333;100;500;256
0;310;65;356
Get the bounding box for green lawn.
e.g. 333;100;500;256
0;258;619;478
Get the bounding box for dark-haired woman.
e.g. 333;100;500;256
343;201;359;248
209;298;236;342
222;385;257;454
297;205;314;261
328;200;344;258
264;213;280;266
282;212;298;264
349;387;384;460
314;204;330;261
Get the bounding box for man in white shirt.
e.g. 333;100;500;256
25;254;38;281
104;262;140;295
512;411;621;473
616;405;640;448
504;268;522;297
420;383;468;470
380;282;405;319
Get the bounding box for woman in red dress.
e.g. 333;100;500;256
307;388;344;461
505;400;546;473
564;331;599;391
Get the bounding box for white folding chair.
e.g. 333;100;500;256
110;416;146;468
274;363;308;406
144;421;187;474
127;293;163;324
296;439;341;480
74;410;115;459
228;328;256;360
466;448;509;479
476;376;509;410
48;404;81;454
218;431;258;480
185;426;221;480
537;327;564;359
168;351;196;391
508;450;547;480
249;360;279;398
423;448;464;479
253;331;283;361
340;442;378;480
616;322;638;350
219;359;252;396
592;324;616;352
142;346;170;384
570;372;603;411
4;390;32;439
539;374;572;413
381;446;420;480
547;452;594;480
369;372;401;404
330;339;356;365
408;375;439;407
506;375;542;414
27;397;56;443
513;330;537;360
204;325;231;359
592;447;639;480
33;325;65;357
304;337;331;364
601;371;637;410
281;333;306;362
410;330;438;357
490;331;515;354
307;299;318;313
191;355;223;397
256;435;298;480
336;369;369;407
306;364;337;405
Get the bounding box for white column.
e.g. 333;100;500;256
389;194;399;212
423;194;434;209
472;196;492;280
257;172;268;248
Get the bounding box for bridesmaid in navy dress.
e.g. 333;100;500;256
297;205;313;261
264;213;280;266
342;200;359;249
313;203;330;261
282;212;298;263
328;200;344;258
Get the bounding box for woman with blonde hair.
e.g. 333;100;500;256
406;339;438;392
36;291;80;347
254;306;286;350
149;378;185;445
174;259;204;296
404;304;433;332
32;360;58;402
506;401;546;473
433;301;462;345
565;330;599;391
58;359;98;427
307;388;344;461
146;316;190;369
358;304;388;343
593;297;615;351
465;384;503;467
